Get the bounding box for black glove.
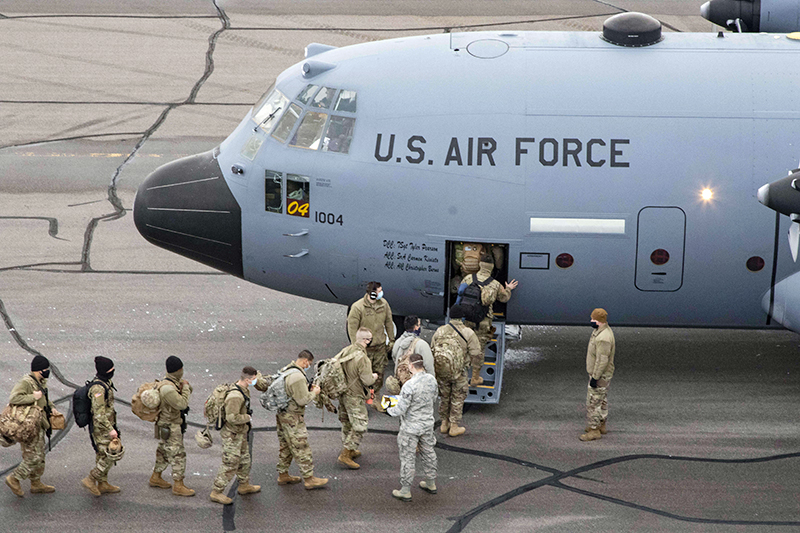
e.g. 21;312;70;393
589;378;598;388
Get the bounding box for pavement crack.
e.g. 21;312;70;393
187;0;230;104
0;216;66;240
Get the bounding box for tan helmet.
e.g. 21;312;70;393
141;388;161;410
384;375;401;395
195;428;213;449
106;437;125;461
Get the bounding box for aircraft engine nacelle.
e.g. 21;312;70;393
757;169;800;218
701;0;800;32
763;271;800;332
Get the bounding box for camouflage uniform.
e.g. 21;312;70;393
337;343;375;451
276;363;315;478
8;374;55;482
154;372;191;481
585;324;616;429
89;379;118;482
431;319;481;425
347;294;395;394
387;372;439;489
212;385;253;492
461;263;512;378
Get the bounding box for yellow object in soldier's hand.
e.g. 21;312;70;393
381;395;399;410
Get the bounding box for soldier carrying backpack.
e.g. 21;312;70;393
267;350;328;490
148;356;195;497
431;305;482;437
457;254;518;386
386;315;435;395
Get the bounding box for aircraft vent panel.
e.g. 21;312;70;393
601;12;663;47
466;39;509;59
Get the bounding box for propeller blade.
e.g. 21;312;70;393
789;222;800;262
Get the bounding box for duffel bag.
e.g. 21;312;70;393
0;404;43;443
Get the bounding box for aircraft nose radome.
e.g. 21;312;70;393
757;183;770;206
700;1;710;21
133;150;243;278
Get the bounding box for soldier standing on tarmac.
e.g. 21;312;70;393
150;355;194;496
431;305;481;437
81;356;122;497
458;255;518;386
347;282;395;406
275;350;328;490
581;308;616;442
5;355;57;497
210;366;264;504
386;353;439;502
337;327;378;470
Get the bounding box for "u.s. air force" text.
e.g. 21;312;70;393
374;134;630;168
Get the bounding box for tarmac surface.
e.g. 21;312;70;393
1;1;799;532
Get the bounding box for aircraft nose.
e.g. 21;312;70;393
700;1;710;21
757;183;770;206
133;149;243;278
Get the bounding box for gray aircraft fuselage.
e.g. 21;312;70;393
133;29;800;330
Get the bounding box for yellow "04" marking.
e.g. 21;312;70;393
287;200;309;217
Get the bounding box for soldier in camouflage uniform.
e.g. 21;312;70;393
5;355;57;497
458;255;517;386
210;366;266;505
387;353;439;501
276;350;328;490
150;355;195;496
347;282;395;404
431;305;481;437
581;308;616;442
449;242;505;293
337;328;378;469
81;356;121;496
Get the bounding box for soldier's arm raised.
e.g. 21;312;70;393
496;280;513;303
161;383;189;411
224;392;251;425
253;371;270;392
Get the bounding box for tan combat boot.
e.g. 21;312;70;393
419;480;437;494
237;482;261;495
172;479;195;497
337;448;360;469
149;471;171;489
351;449;362;459
440;420;450;434
448;423;466;437
599;420;608;435
303;476;329;490
81;476;101;496
5;475;23;498
97;480;120;494
277;472;302;485
579;428;602;442
469;375;483;387
30;479;55;494
210;490;232;505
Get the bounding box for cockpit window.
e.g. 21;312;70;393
334;90;357;113
289;111;327;150
265;170;283;213
322;116;355;154
252;89;288;133
286;174;310;218
311;87;336;109
296;84;319;105
272;103;302;143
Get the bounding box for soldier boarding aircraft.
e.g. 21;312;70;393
134;13;800;402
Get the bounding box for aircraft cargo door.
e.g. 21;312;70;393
635;207;686;292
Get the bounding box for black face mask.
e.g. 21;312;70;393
366;339;373;347
99;370;115;381
590;322;599;329
40;369;50;379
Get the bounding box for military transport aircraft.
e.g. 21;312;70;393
133;12;800;348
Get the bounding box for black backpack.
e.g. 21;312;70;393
72;380;108;428
460;276;492;324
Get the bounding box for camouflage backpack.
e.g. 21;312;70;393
432;324;468;380
260;369;302;412
204;383;236;430
313;348;359;400
131;379;161;422
395;338;420;385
